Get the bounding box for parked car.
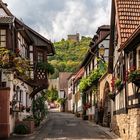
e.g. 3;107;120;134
50;103;56;108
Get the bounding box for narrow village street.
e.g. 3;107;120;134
1;0;140;140
7;109;120;140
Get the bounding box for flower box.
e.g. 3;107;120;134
108;92;116;101
23;120;34;133
132;80;140;87
117;83;124;91
128;69;140;87
16;120;35;134
115;78;124;91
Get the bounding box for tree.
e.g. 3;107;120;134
45;87;58;102
48;36;91;78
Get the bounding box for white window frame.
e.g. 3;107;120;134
0;29;6;47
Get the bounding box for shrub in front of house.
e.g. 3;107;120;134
14;124;29;134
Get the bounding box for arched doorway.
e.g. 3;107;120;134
102;82;111;127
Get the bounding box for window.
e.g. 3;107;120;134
25;45;28;58
0;29;6;47
17;33;29;58
137;46;140;69
129;51;133;69
37;52;43;62
26;93;29;107
19;90;23;103
119;91;124;109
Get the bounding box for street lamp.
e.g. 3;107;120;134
89;44;105;62
99;44;105;56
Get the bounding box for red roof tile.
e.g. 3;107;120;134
116;0;140;45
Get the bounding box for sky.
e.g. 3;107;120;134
4;0;111;42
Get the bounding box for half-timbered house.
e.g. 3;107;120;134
80;25;110;121
0;1;54;138
108;0;140;139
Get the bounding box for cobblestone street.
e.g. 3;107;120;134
7;110;121;140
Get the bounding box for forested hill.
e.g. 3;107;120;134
48;36;92;78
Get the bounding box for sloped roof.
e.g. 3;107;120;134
74;68;84;83
116;0;140;45
15;18;55;55
59;72;72;90
0;1;13;16
80;25;110;68
0;1;55;55
120;25;140;51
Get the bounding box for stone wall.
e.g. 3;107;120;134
129;108;140;140
111;108;140;140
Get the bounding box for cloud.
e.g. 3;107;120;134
4;0;111;41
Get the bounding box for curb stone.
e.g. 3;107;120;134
98;125;122;140
77;116;122;140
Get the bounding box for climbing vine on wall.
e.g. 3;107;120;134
79;59;107;92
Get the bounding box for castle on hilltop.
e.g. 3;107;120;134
67;33;80;42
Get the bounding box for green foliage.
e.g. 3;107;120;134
44;87;58;102
32;95;48;126
0;47;10;67
37;61;54;75
115;78;122;88
57;98;66;105
0;48;30;77
48;37;92;78
79;61;107;92
14;124;29;134
128;69;140;82
13;57;30;76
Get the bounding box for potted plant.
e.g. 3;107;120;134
115;78;124;91
14;123;29;134
108;92;116;101
22;115;35;133
128;69;140;87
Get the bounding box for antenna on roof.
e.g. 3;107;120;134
20;18;24;24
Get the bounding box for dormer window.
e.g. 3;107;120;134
0;29;6;47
